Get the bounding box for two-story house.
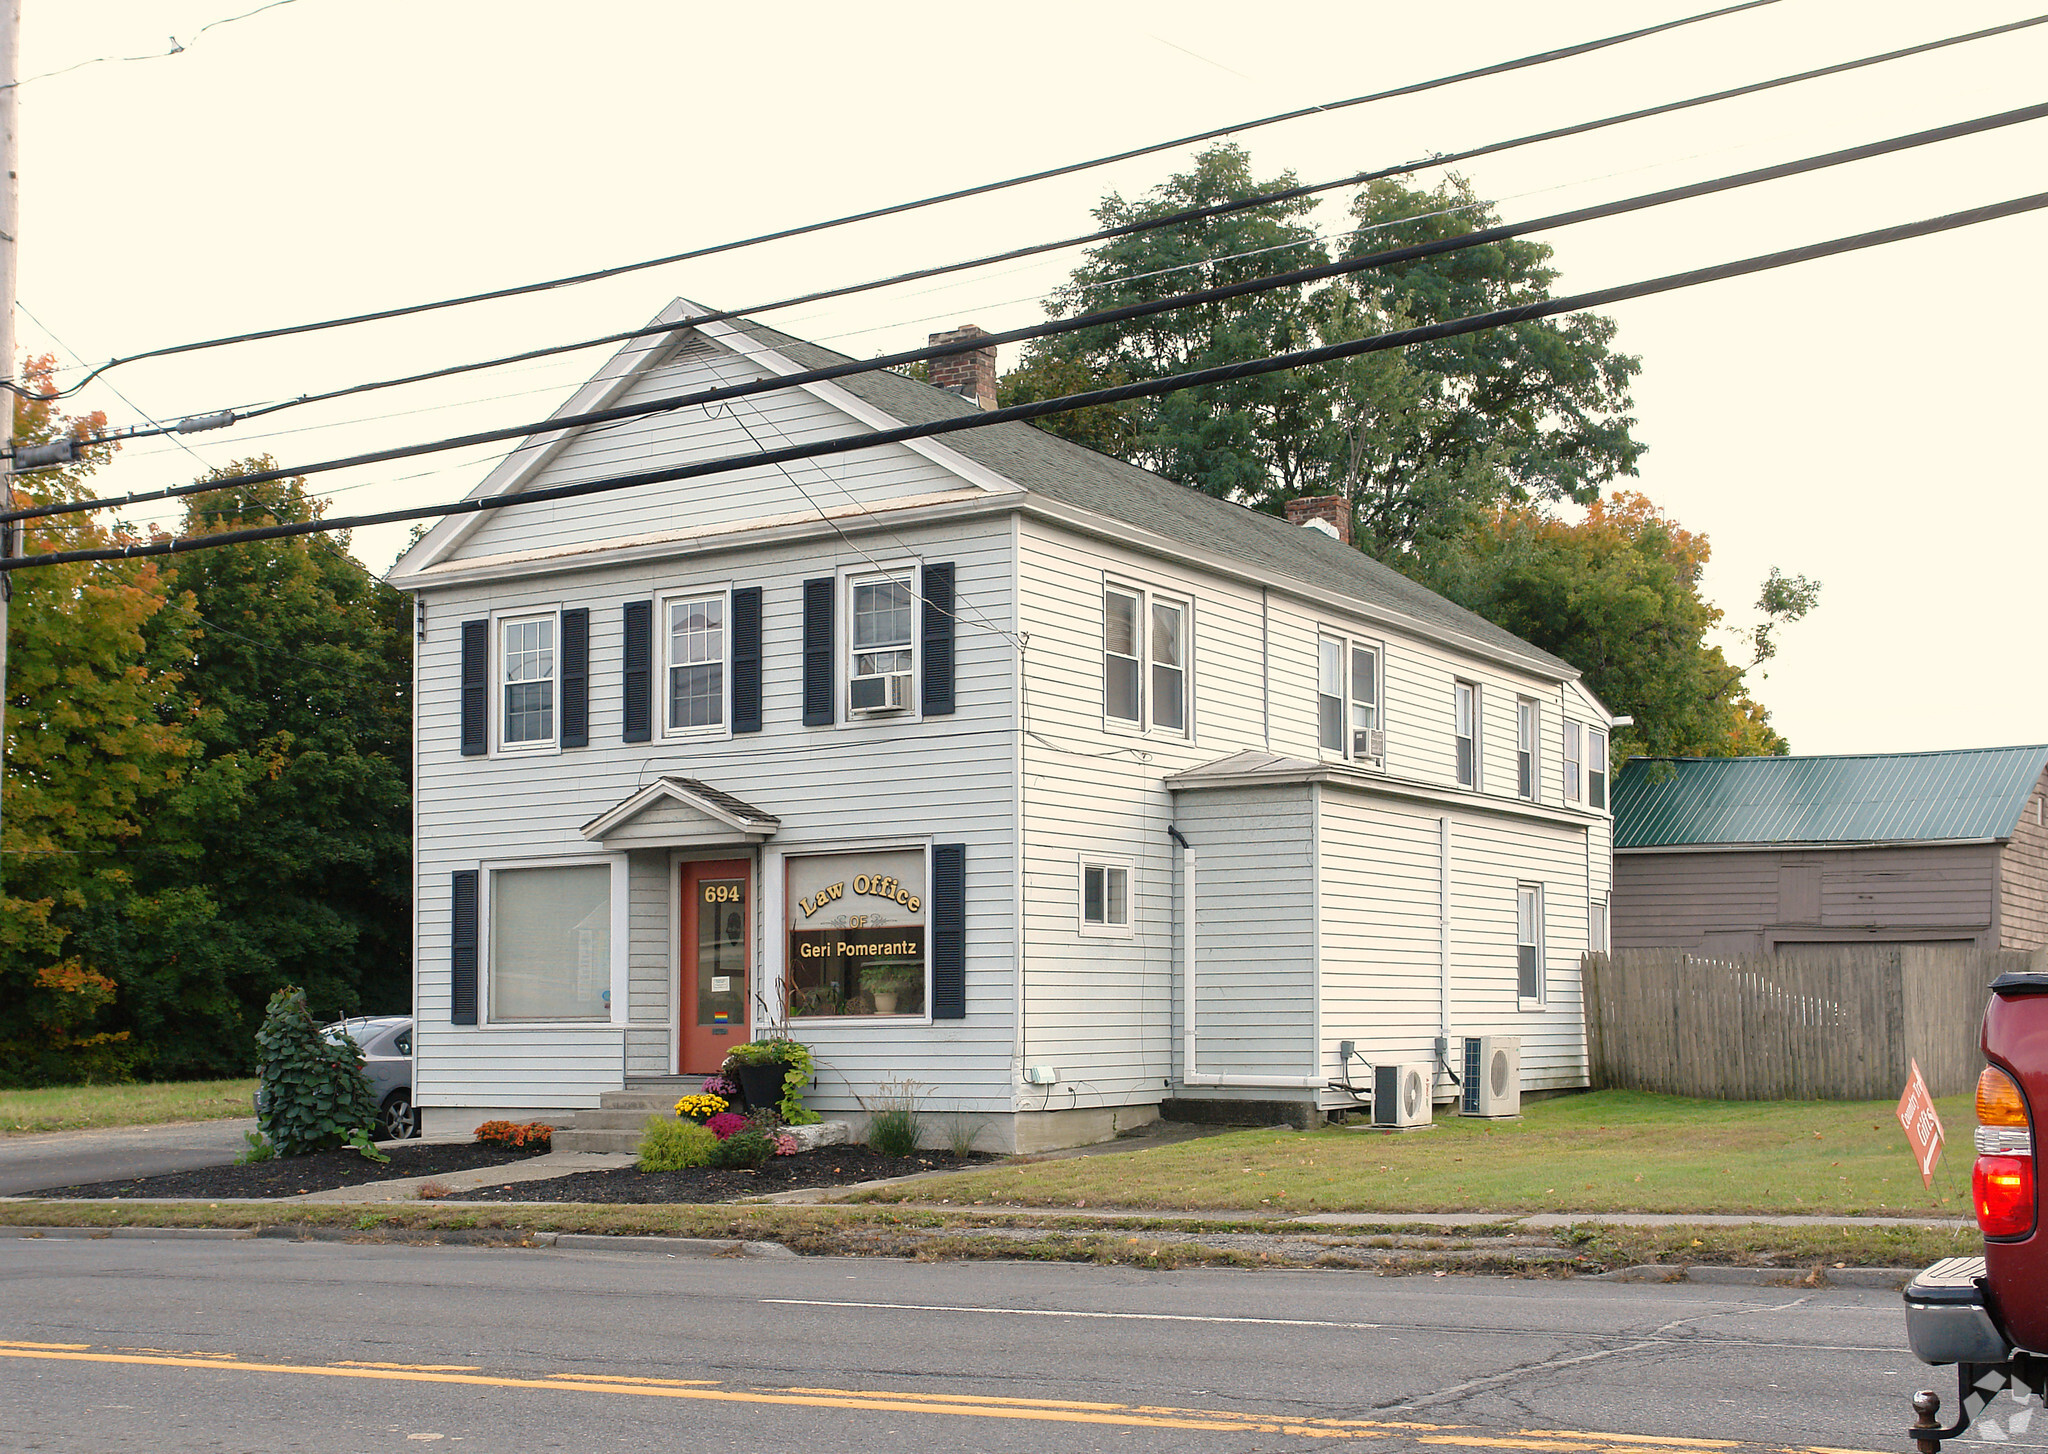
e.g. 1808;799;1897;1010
388;303;1617;1153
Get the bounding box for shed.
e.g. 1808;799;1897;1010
1610;746;2048;955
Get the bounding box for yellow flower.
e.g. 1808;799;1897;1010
674;1094;728;1119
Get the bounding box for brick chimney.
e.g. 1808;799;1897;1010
928;324;998;411
1284;494;1353;546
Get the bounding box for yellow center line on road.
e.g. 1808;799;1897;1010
334;1361;483;1372
0;1343;1896;1453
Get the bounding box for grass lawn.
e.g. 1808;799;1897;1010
854;1089;1978;1216
1;1079;259;1136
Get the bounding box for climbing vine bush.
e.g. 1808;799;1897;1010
253;987;381;1157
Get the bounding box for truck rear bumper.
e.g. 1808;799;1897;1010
1905;1257;2015;1366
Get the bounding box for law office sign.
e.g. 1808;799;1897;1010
786;848;927;1018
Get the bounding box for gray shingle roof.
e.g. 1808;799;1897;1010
724;317;1577;679
1613;746;2048;849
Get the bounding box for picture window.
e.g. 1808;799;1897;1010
488;861;615;1023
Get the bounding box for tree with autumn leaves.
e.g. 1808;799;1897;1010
1;362;412;1086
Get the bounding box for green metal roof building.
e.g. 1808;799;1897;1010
1611;747;2048;955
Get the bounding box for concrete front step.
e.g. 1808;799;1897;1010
553;1127;648;1154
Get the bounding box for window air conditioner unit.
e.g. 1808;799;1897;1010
1461;1035;1522;1118
849;670;913;715
1372;1062;1434;1128
1360;728;1386;763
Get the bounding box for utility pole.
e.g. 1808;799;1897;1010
0;0;17;893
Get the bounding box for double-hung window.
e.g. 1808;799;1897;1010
1454;680;1479;788
1516;698;1538;800
1317;635;1382;761
665;591;727;734
849;572;915;715
1517;883;1544;1002
1587;727;1609;811
1079;858;1133;937
1563;720;1583;804
1102;584;1189;736
500;614;557;749
1588;895;1610;955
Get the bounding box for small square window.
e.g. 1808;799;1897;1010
1079;860;1133;936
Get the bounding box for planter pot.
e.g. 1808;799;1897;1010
736;1062;786;1112
872;990;899;1015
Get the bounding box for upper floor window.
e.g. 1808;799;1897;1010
1563;720;1583;803
501;614;556;748
849;572;915;716
1516;698;1538;800
1517;883;1544;1002
1103;584;1189;735
1454;680;1479;788
1318;635;1381;762
1588;726;1609;811
666;592;726;734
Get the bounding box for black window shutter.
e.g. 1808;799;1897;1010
560;608;590;748
451;870;479;1026
921;561;956;717
801;577;835;727
459;620;488;756
622;600;653;743
930;843;966;1020
731;587;763;733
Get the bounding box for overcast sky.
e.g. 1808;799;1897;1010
16;1;2046;756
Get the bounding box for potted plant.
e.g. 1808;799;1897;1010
858;962;921;1014
722;1038;819;1124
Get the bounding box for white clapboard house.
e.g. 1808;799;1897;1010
388;304;1617;1152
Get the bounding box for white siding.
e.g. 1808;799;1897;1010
449;339;991;563
412;514;1018;1115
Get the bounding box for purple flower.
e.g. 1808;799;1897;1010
772;1132;800;1157
705;1112;748;1141
700;1075;736;1097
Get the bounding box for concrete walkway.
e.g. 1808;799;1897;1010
293;1150;636;1204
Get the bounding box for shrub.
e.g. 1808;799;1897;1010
941;1113;984;1158
637;1117;717;1172
236;1130;275;1164
711;1128;773;1169
704;1111;747;1141
474;1120;553;1151
253;987;381;1157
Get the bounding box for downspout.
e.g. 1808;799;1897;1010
1439;815;1453;1097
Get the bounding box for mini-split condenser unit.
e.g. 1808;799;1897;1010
1371;1062;1434;1128
849;670;913;715
1461;1035;1522;1118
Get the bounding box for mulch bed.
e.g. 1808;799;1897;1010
32;1142;550;1200
456;1146;993;1203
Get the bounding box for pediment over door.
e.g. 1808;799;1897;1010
579;777;779;849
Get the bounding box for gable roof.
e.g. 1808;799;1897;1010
1612;746;2048;850
715;316;1576;679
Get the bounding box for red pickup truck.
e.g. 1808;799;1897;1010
1903;970;2048;1449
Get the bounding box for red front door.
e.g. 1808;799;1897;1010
680;859;751;1074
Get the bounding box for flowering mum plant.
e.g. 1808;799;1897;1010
704;1111;748;1141
674;1094;728;1121
771;1131;799;1157
699;1075;737;1097
475;1120;553;1151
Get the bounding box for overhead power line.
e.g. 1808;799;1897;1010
17;0;1778;401
90;9;2039;442
8;188;2044;576
11;98;2044;530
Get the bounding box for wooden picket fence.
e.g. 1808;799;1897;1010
1579;945;2034;1100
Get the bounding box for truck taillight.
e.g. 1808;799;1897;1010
1974;1064;2034;1238
1976;1155;2036;1237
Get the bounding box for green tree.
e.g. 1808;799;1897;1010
999;148;1646;558
999;143;1331;498
1421;493;1817;761
0;359;202;1085
106;465;415;1076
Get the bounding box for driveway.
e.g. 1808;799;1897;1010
0;1118;256;1196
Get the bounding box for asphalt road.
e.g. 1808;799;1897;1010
0;1235;1983;1454
0;1118;256;1195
